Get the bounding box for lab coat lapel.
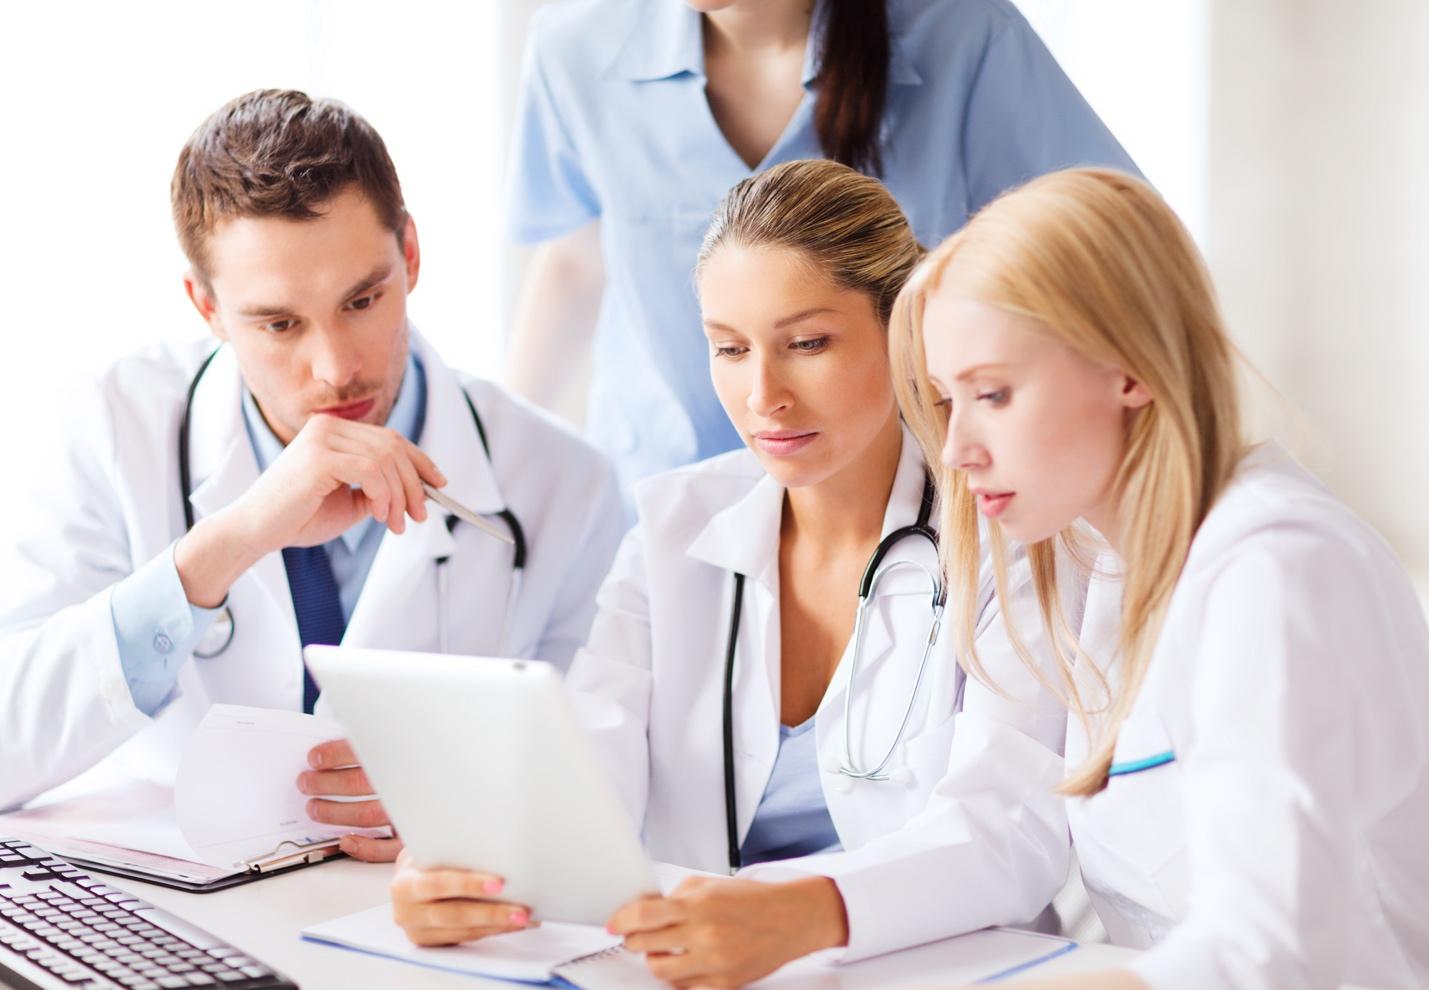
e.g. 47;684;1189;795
342;336;499;647
687;470;785;835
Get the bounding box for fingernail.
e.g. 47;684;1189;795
309;751;323;768
482;879;503;895
509;910;529;927
296;774;310;794
306;800;319;817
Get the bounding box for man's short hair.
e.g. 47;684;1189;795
172;89;407;286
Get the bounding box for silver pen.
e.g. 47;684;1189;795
421;483;515;545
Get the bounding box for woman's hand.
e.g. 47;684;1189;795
608;875;849;988
390;852;535;947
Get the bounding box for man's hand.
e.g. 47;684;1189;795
390;852;534;946
608;875;849;988
175;414;447;608
299;738;403;862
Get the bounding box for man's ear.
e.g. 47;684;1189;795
402;216;421;294
183;272;227;341
1119;374;1153;410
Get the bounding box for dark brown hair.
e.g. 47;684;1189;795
815;0;891;176
697;159;921;326
171;89;407;285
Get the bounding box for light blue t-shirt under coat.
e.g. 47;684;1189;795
508;0;1139;492
109;354;425;715
739;716;843;867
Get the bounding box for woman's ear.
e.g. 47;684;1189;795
1118;375;1152;410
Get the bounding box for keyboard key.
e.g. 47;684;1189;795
158;978;192;988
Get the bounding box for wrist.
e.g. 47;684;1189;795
780;876;849;956
175;510;265;608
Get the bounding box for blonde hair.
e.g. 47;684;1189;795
890;168;1247;796
697;159;922;326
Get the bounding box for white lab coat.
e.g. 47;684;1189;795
565;429;1073;962
1066;444;1429;989
0;333;625;811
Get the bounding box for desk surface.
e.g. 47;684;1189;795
119;859;1136;989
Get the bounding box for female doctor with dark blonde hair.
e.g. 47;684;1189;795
892;167;1429;989
390;159;1074;987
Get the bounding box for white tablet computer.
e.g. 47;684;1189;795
303;645;658;925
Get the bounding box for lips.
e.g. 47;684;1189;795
973;491;1015;518
317;397;376;421
752;430;818;456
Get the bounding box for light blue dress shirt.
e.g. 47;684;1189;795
508;0;1139;492
739;716;843;867
110;354;425;715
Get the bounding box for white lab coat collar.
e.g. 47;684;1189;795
686;425;928;590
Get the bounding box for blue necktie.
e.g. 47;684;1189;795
281;545;347;713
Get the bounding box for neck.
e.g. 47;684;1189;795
703;0;813;55
783;412;903;552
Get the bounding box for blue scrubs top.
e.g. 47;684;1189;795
508;0;1138;491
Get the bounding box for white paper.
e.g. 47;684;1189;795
174;704;388;868
302;904;621;983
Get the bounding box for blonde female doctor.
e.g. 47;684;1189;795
893;168;1429;989
391;160;1071;986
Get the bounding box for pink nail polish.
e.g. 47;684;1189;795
509;910;529;926
483;879;503;895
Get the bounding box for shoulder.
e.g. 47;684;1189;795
94;336;216;412
1172;446;1420;640
457;375;616;481
888;0;1027;53
632;446;765;540
525;0;643;79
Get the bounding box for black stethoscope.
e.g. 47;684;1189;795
177;346;527;659
720;473;945;873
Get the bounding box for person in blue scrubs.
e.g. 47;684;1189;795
505;0;1138;495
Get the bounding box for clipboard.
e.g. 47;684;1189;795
55;833;350;893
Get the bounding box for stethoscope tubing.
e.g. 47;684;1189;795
179;346;526;660
722;473;942;872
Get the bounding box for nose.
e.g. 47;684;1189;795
942;407;989;473
746;352;791;419
307;324;361;390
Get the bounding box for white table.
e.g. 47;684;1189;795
121;860;1137;989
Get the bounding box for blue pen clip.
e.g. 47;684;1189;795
1107;749;1175;777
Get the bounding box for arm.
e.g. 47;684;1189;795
741;550;1071;962
504;222;604;419
960;5;1141;211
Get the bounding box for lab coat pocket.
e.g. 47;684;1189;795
1081;715;1188;912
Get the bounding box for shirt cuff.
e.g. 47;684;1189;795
110;542;222;716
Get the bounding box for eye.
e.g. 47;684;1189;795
262;318;295;334
713;343;747;359
977;388;1010;406
790;336;828;353
346;292;380;312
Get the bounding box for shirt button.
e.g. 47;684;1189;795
153;632;174;655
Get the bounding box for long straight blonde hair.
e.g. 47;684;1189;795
890;168;1247;796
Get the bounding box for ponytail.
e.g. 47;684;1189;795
814;0;891;177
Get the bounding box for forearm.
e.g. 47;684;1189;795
777;876;849;957
999;970;1147;990
505;223;604;416
174;509;265;608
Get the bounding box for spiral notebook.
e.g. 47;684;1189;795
302;902;1077;988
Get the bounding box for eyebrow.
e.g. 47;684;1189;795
954;362;1011;382
233;264;394;318
703;307;838;334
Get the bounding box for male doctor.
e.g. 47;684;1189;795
0;90;624;860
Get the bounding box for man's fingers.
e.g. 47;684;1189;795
392;450;428;525
308;738;357;769
298;766;373;797
621;923;691;955
339;833;403;863
307;797;388;828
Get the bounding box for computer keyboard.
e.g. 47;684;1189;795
0;837;297;990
